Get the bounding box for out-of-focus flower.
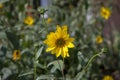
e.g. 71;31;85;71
13;50;21;60
96;35;103;44
100;7;111;20
44;25;74;58
102;75;113;80
46;18;52;24
0;3;3;9
24;16;34;26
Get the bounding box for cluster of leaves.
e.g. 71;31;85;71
0;0;120;80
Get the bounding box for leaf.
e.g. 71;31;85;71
1;68;12;79
5;31;19;49
0;32;7;39
0;0;9;3
77;51;86;66
74;70;85;80
35;46;44;60
84;0;89;11
36;63;45;69
0;46;7;57
36;75;55;80
47;60;64;73
18;71;33;77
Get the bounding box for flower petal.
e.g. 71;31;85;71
46;47;55;52
62;47;68;58
67;43;74;48
56;48;61;57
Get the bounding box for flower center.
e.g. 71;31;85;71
102;11;108;16
56;38;65;47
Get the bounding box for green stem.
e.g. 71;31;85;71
83;49;105;72
42;15;45;24
34;60;37;80
74;49;105;80
42;14;48;32
34;49;37;80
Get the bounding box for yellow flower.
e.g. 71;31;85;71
0;3;3;9
13;50;21;60
24;16;34;26
102;75;113;80
100;7;111;20
44;25;74;58
46;18;52;24
96;35;103;44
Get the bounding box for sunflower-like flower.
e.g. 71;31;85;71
102;75;113;80
24;16;34;26
100;7;111;20
96;35;103;44
13;50;21;60
44;25;74;58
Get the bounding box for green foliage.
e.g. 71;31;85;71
47;60;64;73
0;0;119;80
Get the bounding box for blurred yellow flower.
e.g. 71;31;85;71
0;3;3;8
13;50;21;60
24;16;34;26
102;75;113;80
96;35;103;44
100;7;111;20
44;25;74;58
46;18;52;24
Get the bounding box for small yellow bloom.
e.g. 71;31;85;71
46;18;52;24
0;3;3;9
24;16;34;26
102;75;113;80
13;50;21;60
100;7;111;20
96;35;103;44
44;25;74;58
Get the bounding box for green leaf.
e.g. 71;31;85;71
0;32;7;39
35;46;44;60
0;0;9;3
37;7;48;14
74;70;85;80
5;31;19;49
77;51;86;71
47;60;64;73
36;75;55;80
84;0;89;11
18;71;33;77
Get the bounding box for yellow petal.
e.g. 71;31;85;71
56;48;61;57
62;25;67;31
68;38;74;42
62;47;68;58
56;25;61;32
66;52;70;57
67;43;74;48
46;47;55;52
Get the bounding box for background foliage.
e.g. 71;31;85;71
0;0;120;80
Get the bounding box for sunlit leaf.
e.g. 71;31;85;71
36;75;55;80
0;0;9;3
18;71;33;77
35;46;44;60
47;60;64;73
